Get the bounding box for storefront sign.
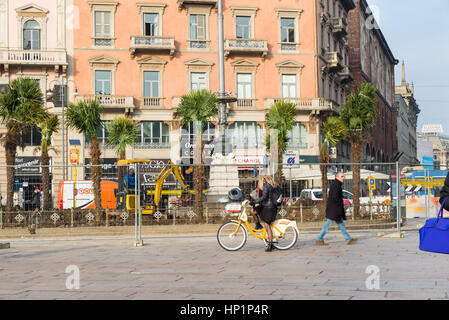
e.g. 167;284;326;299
15;157;41;174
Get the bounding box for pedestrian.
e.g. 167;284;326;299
124;168;136;191
316;172;357;246
249;181;263;230
250;175;278;252
31;186;41;212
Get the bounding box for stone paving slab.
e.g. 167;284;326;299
0;219;447;300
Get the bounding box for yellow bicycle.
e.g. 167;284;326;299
217;199;299;251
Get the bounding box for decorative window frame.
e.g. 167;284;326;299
275;60;304;98
184;58;214;90
16;4;49;50
136;3;166;36
231;59;259;100
88;55;119;95
185;5;212;51
137;55;167;104
230;6;258;39
275;8;303;53
88;1;118;48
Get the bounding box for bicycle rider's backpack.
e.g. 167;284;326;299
270;185;283;207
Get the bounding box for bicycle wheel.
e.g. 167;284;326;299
217;222;247;251
264;226;298;250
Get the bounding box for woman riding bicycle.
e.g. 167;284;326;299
250;175;278;252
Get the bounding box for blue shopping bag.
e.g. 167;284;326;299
419;198;449;254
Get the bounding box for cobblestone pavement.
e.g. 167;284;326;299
0;218;447;300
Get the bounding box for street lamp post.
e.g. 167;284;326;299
47;78;77;180
216;0;236;155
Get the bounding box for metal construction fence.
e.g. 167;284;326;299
0;161;408;236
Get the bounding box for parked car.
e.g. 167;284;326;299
299;188;353;205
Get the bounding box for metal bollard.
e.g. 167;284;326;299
71;208;74;228
106;209;109;227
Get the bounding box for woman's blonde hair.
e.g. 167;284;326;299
258;175;277;190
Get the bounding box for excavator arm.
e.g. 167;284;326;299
153;161;190;209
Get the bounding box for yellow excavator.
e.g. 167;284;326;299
117;159;204;215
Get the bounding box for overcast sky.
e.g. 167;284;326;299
366;0;449;134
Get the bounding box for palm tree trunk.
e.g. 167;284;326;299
275;147;284;186
351;139;362;217
5;122;17;223
41;149;51;210
319;151;329;214
193;130;203;219
90;135;102;223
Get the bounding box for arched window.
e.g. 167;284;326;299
23;20;41;50
288;122;307;148
229;122;261;148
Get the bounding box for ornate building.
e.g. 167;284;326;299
347;0;398;163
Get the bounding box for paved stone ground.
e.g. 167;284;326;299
0;218;447;300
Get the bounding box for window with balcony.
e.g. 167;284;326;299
280;17;295;50
190;72;207;91
189;14;207;48
94;11;112;46
229;122;262;148
237;73;253;99
288;123;307;148
85;121;109;145
95;70;112;95
282;74;297;98
23;20;41;50
236;16;251;39
136;121;169;148
144;13;159;36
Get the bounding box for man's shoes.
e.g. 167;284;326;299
347;238;358;245
315;240;328;246
265;242;273;252
255;223;263;230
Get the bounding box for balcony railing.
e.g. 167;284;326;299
177;0;217;9
330;17;348;39
325;51;343;72
224;39;268;59
265;97;339;112
232;98;257;110
130;36;175;57
187;39;209;49
0;49;67;65
76;95;134;112
141;97;164;108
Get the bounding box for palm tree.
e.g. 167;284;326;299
106;117;138;189
0;78;48;222
38;114;60;210
176;89;218;219
320;116;348;208
340;82;377;216
265;101;296;185
66;99;103;221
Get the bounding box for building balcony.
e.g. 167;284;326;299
140;97;165;109
325;51;344;73
0;49;67;73
230;98;257;110
76;95;134;113
130;36;175;58
224;39;268;59
265;97;339;112
177;0;217;9
338;65;353;84
330;17;348;39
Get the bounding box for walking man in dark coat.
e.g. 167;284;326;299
316;172;357;246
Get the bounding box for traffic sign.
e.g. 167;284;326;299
287;157;295;166
368;176;376;190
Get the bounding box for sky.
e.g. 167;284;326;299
366;0;449;135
